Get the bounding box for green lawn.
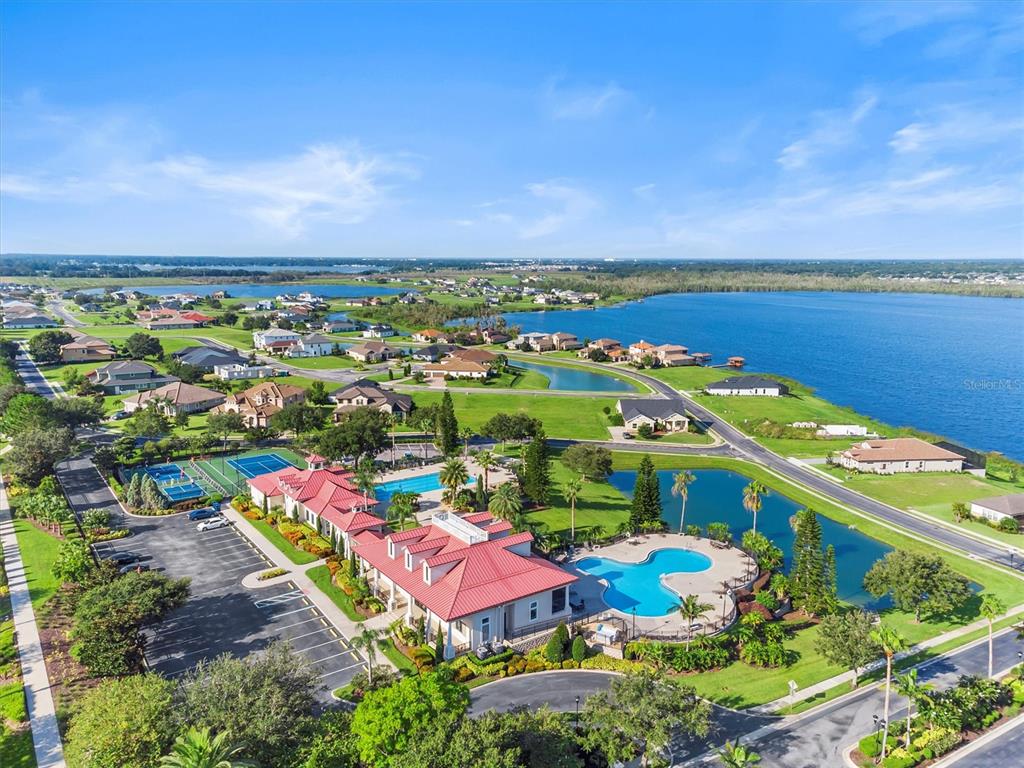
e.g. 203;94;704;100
525;459;632;538
380;638;417;673
646;430;715;445
11;520;63;609
644;365;739;390
248;518;318;565
275;355;360;370
307;565;363;622
408;392;616;440
758;437;861;458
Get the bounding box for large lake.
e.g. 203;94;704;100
128;283;401;298
504;292;1024;459
609;469;892;608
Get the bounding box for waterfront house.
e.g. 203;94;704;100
353;511;576;658
704;376;789;397
616;399;689;433
212;380;305;428
122;381;226;416
323;319;362;333
346;341;395;363
837;438;964;475
651;344;694;367
628;340;655;363
330;380;413;421
969;494;1024;528
448;348;497;365
87;361;179;395
508;332;554;352
59;334;116;363
550;332;582;351
423;359;491;380
482;329;510;345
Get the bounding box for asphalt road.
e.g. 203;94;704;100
948;714;1024;767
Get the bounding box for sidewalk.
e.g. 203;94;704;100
0;471;67;768
750;603;1024;714
222;507;398;671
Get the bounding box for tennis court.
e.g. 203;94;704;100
146;463;191;485
161;482;206;502
226;452;295;479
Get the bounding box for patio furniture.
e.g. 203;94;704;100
594;624;620;644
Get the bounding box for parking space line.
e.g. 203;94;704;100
300;638;351;653
272;615;323;633
311;649;360;666
318;660;366;679
267;606;316;619
253;591;304;608
282;626;335;644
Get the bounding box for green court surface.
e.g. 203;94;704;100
194;447;308;496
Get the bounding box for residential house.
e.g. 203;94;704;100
482;329;510;345
59;335;115;362
2;307;56;328
172;344;247;371
247;466;382;556
816;424;871;437
628;341;656;364
347;342;395;363
363;324;397;339
969;494;1024;528
578;338;629;362
651;344;695;367
550;332;582;351
412;329;445;343
704;376;789;397
253;327;301;353
353;511;576;658
322;320;362;333
87;361;179;394
448;348;497;365
122;381;226;416
423;359;491;380
136;309;213;330
213;363;276;380
411;344;458;362
287;333;337;358
616;399;690;433
330;380;413;421
212;380;306;428
837;438;965;475
508;332;554;352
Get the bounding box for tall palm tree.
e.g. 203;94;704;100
895;669;932;749
439;457;469;507
671;470;696;534
870;624;908;761
351;626;388;686
742;480;767;535
353;459;379;510
159;727;254;768
717;740;761;768
678;594;713;650
563;476;583;542
980;592;1006;677
461;427;474;458
488;481;522;521
476;450;497;490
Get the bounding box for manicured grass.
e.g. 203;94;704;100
307;565;363;622
758;437;859;458
275;355;359;370
248;518;318;565
526;460;631;538
644;365;739;390
0;723;34;768
646;430;715;445
380;638;418;673
11;520;63;610
827;467;1020;510
408;392;616;440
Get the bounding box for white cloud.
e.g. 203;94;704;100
889;106;1024;154
848;1;976;45
544;78;629;120
632;183;657;201
519;180;599;238
777;91;878;170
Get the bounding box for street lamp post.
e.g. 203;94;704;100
631;607;636;639
575;695;580;733
872;715;885;764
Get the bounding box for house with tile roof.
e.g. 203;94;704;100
346;341;395;363
287;333;337;358
212;380;305;428
253;327;302;353
59;334;116;362
246;466;383;556
423;358;491;380
137;309;213;330
330;380;413;421
837;438;965;474
87;360;180;394
122;381;226;416
353;511;576;657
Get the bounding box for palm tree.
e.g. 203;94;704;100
870;624;908;761
980;592;1006;677
461;426;474;458
895;669;932;749
951;501;969;523
678;594;713;650
671;470;696;534
563;476;583;542
717;740;761;768
742;480;767;535
353;459;379;510
489;481;522;521
351;626;388;686
388;491;419;531
159;727;254;768
439;457;469;507
589;524;606;544
476;450;497;490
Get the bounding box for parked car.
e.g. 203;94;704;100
188;507;217;521
197;516;229;532
622;432;635;440
103;552;141;566
119;562;151;576
108;410;129;421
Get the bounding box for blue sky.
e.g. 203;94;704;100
1;1;1021;260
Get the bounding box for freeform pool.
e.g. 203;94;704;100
576;548;713;616
374;472;476;501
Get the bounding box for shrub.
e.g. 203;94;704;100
997;517;1020;533
580;654;647;673
257;567;288;581
453;666;474;683
545;622;569;663
89;528;131;543
571;635;587;663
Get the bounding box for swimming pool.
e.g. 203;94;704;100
576;548;713;616
374;472;476;501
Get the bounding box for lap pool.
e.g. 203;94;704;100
576;548;712;616
374;472;476;501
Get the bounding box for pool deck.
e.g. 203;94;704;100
373;458;516;520
567;534;756;635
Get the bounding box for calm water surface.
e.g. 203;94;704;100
514;360;636;392
504;292;1024;458
608;469;892;608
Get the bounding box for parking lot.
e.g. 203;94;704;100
61;454;366;698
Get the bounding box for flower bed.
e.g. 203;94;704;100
87;528;131;543
257;567;288;581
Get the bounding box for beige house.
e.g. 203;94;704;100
616;399;689;433
212;380;305;428
122;381;226;416
347;341;395;363
969;494;1024;527
424;359;491;380
651;344;694;367
330;380;413;421
549;332;582;351
60;335;115;362
837;438;964;475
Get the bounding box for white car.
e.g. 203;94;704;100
196;516;229;532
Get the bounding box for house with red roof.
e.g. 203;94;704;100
353;510;576;658
246;465;384;555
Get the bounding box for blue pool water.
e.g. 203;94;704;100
375;472;476;501
513;360;637;392
576;548;713;616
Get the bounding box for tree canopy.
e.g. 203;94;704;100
863;550;972;622
560;443;612;480
318;406;389;461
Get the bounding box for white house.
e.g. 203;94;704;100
362;324;397;338
507;332;553;352
837;438;965;475
253;327;301;353
704;376;790;397
423;359;491;380
616;399;689;433
287;333;336;358
353;511;576;658
213;363;276;380
969;494;1024;527
817;424;871;437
